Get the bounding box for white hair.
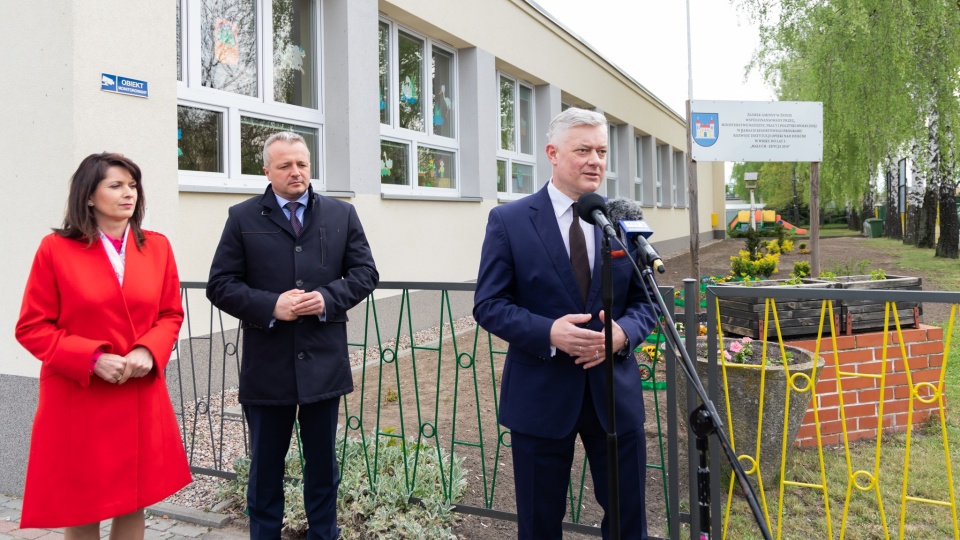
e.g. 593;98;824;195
262;131;308;167
546;108;608;144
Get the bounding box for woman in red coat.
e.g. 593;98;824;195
15;152;191;538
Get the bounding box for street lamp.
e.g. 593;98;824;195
745;172;759;231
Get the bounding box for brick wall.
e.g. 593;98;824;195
787;324;944;448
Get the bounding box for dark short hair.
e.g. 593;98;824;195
55;152;147;249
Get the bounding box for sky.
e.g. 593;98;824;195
531;0;774;121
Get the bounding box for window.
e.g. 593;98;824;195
656;143;663;206
606;124;618;198
497;73;536;197
634;136;643;203
379;18;459;193
176;0;323;190
673;150;687;207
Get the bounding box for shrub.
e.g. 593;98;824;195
730;250;780;278
780;239;794;253
766;239;781;254
744;228;763;259
793;261;811;277
220;432;466;537
798;242;808;250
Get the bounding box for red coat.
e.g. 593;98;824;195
15;230;191;528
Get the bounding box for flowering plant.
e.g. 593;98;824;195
723;337;754;364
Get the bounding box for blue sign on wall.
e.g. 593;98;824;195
101;73;149;98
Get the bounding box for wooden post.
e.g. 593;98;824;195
686;100;700;281
810;162;821;277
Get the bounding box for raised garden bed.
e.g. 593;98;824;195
714;278;841;339
827;274;923;334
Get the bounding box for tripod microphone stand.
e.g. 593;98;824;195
635;256;773;540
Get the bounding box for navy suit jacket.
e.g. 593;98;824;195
473;184;658;439
207;185;378;405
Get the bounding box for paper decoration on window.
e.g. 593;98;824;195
400;75;418;105
380;151;393;177
433;102;444;126
214;18;240;65
177;128;183;157
278;44;306;73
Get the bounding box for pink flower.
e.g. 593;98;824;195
723;350;732;360
741;337;753;343
730;341;743;353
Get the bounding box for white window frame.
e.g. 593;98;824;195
176;0;325;192
656;143;664;206
379;18;460;196
605;124;619;198
634;135;643;204
496;72;537;199
673;150;687;207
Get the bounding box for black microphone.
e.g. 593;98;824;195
577;192;618;238
606;198;666;273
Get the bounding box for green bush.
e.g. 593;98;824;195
780;239;794;253
730;250;780;278
766;239;781;254
220;432;466;538
793;261;811;277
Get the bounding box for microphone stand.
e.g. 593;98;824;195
600;234;621;540
635;257;773;540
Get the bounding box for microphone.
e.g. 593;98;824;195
577;192;618;239
606;198;666;273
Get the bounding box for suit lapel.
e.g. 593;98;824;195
528;186;585;309
259;187;298;238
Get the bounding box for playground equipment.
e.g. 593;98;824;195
728;210;808;235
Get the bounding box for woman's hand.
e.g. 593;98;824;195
121;346;155;383
93;353;127;384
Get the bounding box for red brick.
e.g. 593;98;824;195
817;366;837;382
836;376;879;391
902;355;929;370
859;415;883;431
858;388;893;404
886;373;909;387
808;407;840;423
790;335;857;353
894;412;912;427
893;386;914;400
856;361;885;376
910;341;944;356
926;326;944;341
883;400;911;414
846;429;876;443
818;393;841;408
818;434;841;446
928;353;944;368
843;403;879;419
837;348;875;365
911;369;943;384
796;424;818;440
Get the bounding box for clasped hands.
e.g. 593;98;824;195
94;346;154;385
273;288;325;321
550;311;626;370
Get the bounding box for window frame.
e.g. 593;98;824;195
634;135;643;204
656;143;664;207
176;0;326;192
496;72;537;199
378;17;460;196
605;124;618;198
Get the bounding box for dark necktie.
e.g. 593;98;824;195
569;202;591;303
285;201;303;237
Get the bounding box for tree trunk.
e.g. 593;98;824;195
848;205;862;232
903;200;920;245
917;186;938;248
883;156;903;239
935;183;958;258
904;150;922;246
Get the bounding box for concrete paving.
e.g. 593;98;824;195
0;494;249;539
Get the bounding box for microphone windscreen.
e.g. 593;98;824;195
606;198;644;225
577;192;607;225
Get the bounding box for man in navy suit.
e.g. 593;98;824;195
474;108;657;539
207;132;378;539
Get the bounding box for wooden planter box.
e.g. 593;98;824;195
715;279;840;339
828;275;923;334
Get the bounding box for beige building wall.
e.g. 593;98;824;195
1;1;178;378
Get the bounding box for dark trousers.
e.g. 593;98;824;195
243;398;341;540
510;384;648;540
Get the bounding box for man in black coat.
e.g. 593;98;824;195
207;132;378;539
